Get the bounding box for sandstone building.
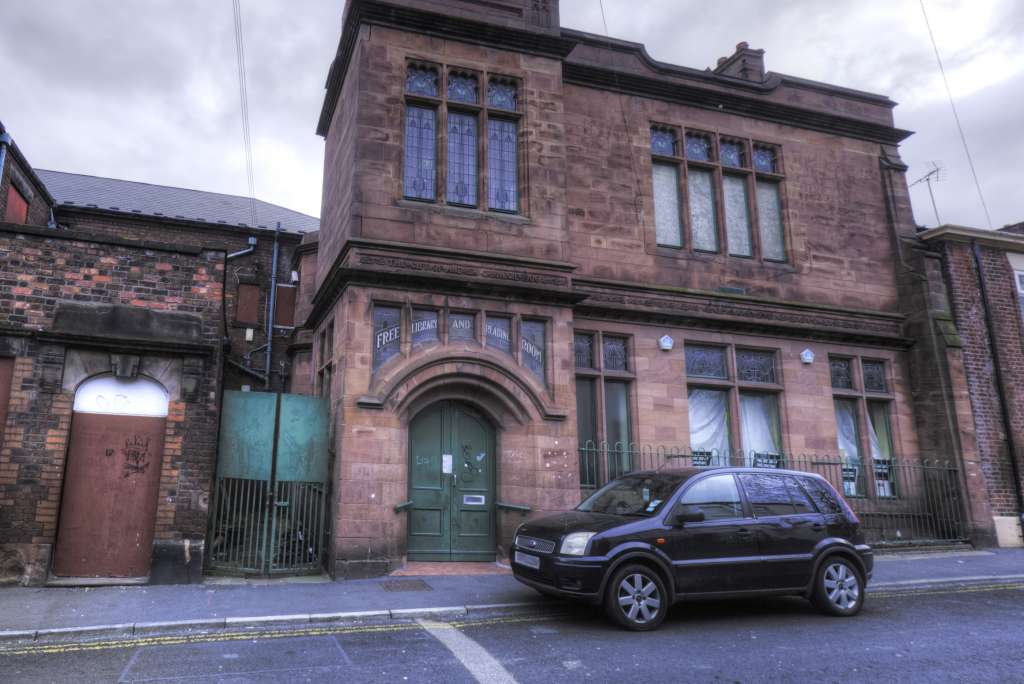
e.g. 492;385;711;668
298;0;1021;577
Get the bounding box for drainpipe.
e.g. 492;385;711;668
971;239;1024;526
265;223;281;390
227;235;257;260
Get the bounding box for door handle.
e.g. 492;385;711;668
736;528;754;537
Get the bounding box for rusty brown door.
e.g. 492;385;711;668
52;412;166;578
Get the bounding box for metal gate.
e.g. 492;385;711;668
208;391;330;575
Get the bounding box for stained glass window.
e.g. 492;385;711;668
487;118;518;212
862;360;887;393
688;168;718;252
403;106;436;200
737;349;776;384
574;333;595;369
685;133;712;161
449;312;475;342
485;316;512;354
603;336;628;371
447;72;478;104
372;306;401;372
653;163;682;247
723;174;752;256
406;65;438;96
756;181;786;261
753;145;778;174
720;140;746;168
446;112;478;206
830;358;854;390
411;309;439;346
487;79;517;110
650;127;676;156
686;345;728;379
521;320;546;383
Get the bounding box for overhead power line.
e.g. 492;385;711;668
232;0;258;228
918;0;992;229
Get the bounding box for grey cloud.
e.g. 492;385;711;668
0;0;1018;227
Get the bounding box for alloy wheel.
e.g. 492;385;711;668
617;572;662;624
823;562;860;610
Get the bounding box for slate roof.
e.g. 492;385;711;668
36;169;319;234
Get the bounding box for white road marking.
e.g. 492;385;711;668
416;619;517;684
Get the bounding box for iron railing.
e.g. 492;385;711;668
208;477;327;575
578;442;967;546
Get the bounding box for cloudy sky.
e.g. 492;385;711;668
1;0;1019;229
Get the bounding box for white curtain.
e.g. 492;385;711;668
688;389;730;464
867;402;892;461
834;399;861;465
740;393;781;465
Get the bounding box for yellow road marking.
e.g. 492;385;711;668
0;613;563;658
3;583;1022;658
869;582;1024;599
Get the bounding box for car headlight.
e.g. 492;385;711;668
560;531;596;556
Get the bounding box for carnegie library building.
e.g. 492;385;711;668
1;0;1022;586
296;0;1021;577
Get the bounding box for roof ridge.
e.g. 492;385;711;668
35;168;319;221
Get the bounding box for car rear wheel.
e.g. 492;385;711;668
812;557;864;617
604;564;668;631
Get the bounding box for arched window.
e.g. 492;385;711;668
73;374;169;417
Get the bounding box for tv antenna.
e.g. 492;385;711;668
909;162;943;226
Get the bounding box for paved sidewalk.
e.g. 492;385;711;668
1;549;1021;640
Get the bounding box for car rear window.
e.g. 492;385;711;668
787;477;816;514
800;476;844;515
738;473;795;517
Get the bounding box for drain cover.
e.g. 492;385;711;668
379;579;433;592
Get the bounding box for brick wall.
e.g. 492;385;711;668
54;208;301;391
942;240;1024;517
0;144;52;228
0;223;225;583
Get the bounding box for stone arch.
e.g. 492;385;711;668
362;350;566;427
73;373;170;417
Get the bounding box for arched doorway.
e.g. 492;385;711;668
52;374;169;579
407;401;496;561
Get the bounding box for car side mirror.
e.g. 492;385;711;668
674;505;705;525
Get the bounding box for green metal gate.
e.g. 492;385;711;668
208;391;330;575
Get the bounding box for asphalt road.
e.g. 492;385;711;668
3;584;1023;683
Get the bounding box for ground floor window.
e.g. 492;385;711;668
684;344;783;466
575;331;634;488
831;356;897;498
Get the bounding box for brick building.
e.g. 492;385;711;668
0;121;318;585
917;224;1024;547
297;0;1014;578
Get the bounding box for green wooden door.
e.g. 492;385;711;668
408;402;495;561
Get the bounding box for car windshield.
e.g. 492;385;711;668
576;473;690;517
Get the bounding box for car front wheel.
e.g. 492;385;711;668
604;564;668;631
812;557;864;617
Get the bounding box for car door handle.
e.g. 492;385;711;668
736;528;754;537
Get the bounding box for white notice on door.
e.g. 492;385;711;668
442;453;453;474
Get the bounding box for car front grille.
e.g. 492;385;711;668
515;535;556;554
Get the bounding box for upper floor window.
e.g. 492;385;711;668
650;126;787;262
403;63;521;213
